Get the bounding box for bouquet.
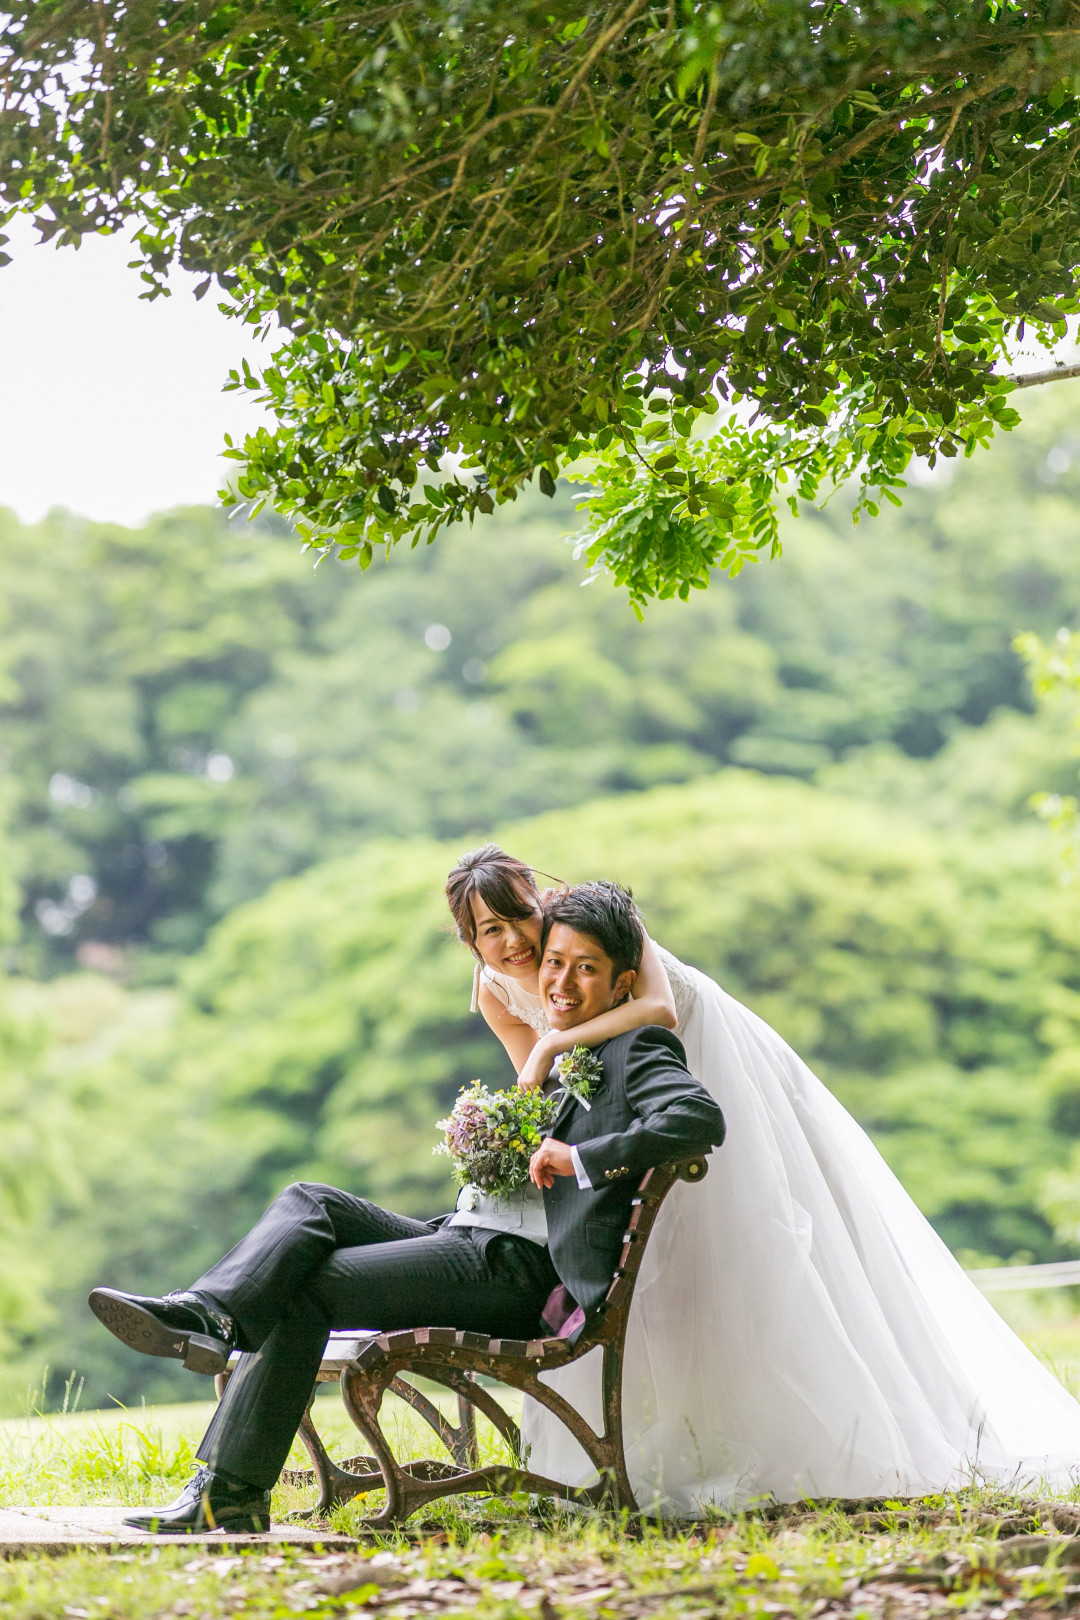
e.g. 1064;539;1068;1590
435;1082;559;1197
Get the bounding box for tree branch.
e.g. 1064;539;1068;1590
1008;361;1080;388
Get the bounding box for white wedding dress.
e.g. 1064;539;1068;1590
478;947;1080;1514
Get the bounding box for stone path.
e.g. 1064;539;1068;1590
0;1505;358;1555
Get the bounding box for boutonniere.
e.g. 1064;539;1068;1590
555;1044;604;1112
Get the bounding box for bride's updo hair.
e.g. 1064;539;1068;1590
446;844;544;954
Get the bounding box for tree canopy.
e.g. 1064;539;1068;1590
5;2;1080;605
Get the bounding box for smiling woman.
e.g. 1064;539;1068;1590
445;843;548;1076
445;844;543;965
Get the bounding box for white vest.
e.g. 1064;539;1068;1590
446;1180;549;1245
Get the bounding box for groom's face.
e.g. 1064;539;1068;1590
539;923;637;1030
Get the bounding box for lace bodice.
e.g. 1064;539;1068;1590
475;940;696;1035
653;943;696;1031
476;964;551;1032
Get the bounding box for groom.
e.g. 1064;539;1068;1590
89;881;725;1532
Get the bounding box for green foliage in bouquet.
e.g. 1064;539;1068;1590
435;1081;559;1198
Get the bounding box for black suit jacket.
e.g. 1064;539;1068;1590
542;1026;725;1319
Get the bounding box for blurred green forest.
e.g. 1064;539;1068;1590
3;389;1080;1411
7;386;1080;972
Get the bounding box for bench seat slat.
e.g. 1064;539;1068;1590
454;1330;490;1351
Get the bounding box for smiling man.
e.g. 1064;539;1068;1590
87;880;724;1533
523;884;726;1331
528;891;644;1193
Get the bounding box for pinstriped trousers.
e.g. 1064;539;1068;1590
192;1181;557;1488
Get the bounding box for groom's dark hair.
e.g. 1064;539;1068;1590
541;882;644;983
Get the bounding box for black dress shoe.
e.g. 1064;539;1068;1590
88;1287;236;1375
124;1465;271;1534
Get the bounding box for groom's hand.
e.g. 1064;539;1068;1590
529;1139;575;1189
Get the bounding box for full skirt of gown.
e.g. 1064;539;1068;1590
520;952;1080;1514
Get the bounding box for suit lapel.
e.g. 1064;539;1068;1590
550;1084;577;1137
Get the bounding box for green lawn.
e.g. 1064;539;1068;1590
986;1294;1080;1398
3;1489;1080;1619
0;1380;523;1521
3;1312;1080;1618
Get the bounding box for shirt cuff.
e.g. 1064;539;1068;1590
570;1145;593;1191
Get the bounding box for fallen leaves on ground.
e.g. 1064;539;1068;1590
4;1490;1080;1620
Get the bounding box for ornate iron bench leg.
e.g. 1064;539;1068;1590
335;1352;628;1525
599;1339;635;1511
342;1368;442;1524
294;1401;382;1513
457;1381;480;1468
396;1364;521;1462
429;1351;637;1513
389;1373;480;1468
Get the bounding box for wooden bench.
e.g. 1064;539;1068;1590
216;1156;707;1526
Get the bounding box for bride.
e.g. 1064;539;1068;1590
445;842;1080;1514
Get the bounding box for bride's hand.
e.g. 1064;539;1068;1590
517;1038;556;1092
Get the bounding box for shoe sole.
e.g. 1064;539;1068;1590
88;1289;229;1375
122;1510;270;1534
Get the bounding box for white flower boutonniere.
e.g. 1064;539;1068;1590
555;1044;604;1111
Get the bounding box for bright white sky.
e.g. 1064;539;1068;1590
0;214;274;526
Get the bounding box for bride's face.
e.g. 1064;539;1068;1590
470;893;543;981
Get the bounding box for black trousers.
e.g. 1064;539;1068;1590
192;1181;558;1489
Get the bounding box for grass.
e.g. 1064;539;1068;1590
3;1490;1080;1618
0;1373;539;1531
990;1294;1080;1397
3;1311;1080;1616
0;1383;516;1515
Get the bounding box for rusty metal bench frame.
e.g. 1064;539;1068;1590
217;1156;707;1526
